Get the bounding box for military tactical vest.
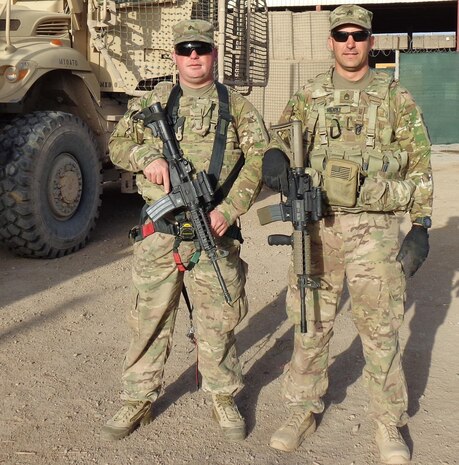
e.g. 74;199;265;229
130;81;249;211
304;69;413;211
166;83;244;205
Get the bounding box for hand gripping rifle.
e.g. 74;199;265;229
257;121;323;333
133;103;232;305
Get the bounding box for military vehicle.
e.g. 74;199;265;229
0;0;268;257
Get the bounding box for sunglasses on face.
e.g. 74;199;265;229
331;30;371;42
174;41;213;57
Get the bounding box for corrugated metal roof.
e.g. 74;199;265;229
267;0;451;5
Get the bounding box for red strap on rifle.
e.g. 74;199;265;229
141;222;155;238
172;235;201;273
173;250;187;272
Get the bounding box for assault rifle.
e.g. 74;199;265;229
257;121;323;333
133;102;232;304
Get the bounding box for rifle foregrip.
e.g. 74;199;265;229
268;234;292;246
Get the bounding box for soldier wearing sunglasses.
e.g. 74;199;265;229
102;19;268;442
263;5;432;464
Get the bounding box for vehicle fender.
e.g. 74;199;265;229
1;43;100;103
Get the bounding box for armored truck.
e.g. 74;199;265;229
0;0;268;257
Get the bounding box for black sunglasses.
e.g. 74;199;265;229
331;30;371;42
175;41;213;57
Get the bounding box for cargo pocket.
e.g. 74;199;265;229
221;257;249;333
221;304;245;333
388;260;406;328
126;287;141;335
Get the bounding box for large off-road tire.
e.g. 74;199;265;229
0;111;103;258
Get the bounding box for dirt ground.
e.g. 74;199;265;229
1;145;458;465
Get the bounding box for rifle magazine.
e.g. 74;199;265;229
257;205;284;225
146;193;183;222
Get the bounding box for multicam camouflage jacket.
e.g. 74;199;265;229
109;81;269;226
270;67;433;222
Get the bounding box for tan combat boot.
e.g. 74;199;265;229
375;421;411;464
212;394;246;441
269;409;316;452
101;400;153;441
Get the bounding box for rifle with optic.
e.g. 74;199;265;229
257;121;323;332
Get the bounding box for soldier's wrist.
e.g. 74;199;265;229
134;148;163;171
412;216;432;229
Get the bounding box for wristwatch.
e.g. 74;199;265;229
413;216;432;229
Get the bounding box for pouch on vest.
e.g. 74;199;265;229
189;99;213;136
357;174;415;212
363;148;409;176
323;158;360;207
304;167;322;188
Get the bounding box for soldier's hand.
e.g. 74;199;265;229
262;148;290;196
396;225;429;277
144;158;170;193
209;210;229;237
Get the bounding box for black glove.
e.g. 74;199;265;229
262;148;290;196
396;225;429;277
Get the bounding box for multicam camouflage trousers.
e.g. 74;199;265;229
120;231;248;402
283;212;409;427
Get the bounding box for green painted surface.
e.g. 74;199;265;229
399;52;459;144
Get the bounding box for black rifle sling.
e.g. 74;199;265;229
207;83;233;187
164;82;245;204
165;83;182;129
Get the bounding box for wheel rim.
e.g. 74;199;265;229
47;153;83;220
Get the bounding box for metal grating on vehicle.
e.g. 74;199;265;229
224;0;269;88
96;0;268;95
35;19;71;36
104;0;193;93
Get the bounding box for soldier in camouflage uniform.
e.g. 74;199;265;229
101;19;268;442
262;5;432;463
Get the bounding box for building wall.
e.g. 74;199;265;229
247;10;334;126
